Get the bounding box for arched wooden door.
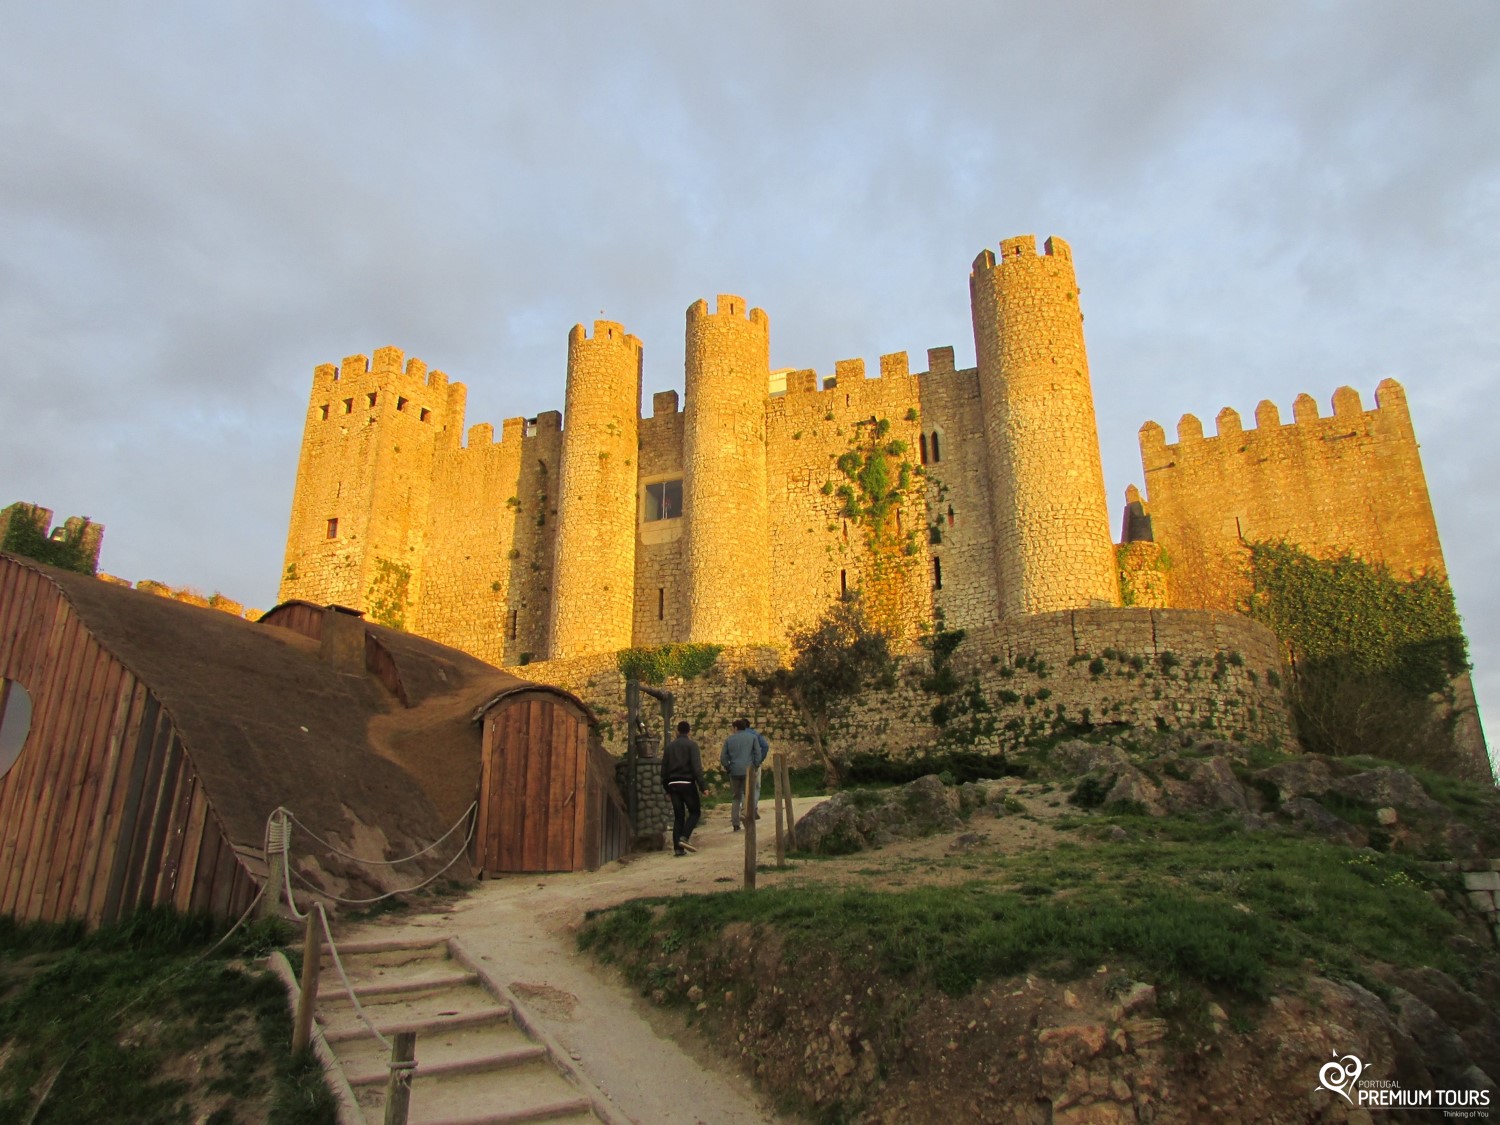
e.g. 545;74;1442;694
474;692;591;873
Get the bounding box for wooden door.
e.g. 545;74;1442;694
475;695;590;873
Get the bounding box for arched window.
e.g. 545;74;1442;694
0;679;34;781
929;430;942;463
933;558;943;590
919;434;929;465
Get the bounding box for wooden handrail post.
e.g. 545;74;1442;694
772;753;787;868
743;764;758;890
780;755;796;839
261;810;287;918
291;909;323;1055
384;1030;418;1125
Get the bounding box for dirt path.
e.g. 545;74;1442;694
329;781;1071;1123
332;802;810;1124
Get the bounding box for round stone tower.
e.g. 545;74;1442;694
682;294;771;645
549;320;642;659
970;235;1120;617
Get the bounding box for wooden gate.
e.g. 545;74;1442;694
474;692;590;874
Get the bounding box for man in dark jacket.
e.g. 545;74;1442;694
661;721;706;856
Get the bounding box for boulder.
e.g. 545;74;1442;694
1256;758;1334;801
1331;768;1445;816
1279;797;1367;846
1180;756;1250;813
792;775;964;855
1103;765;1165;816
1052;740;1131;777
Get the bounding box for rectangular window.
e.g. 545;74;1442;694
396;396;407;412
419;408;431;422
342;398;353;414
644;479;683;522
657;587;665;619
367;392;378;408
319;404;329;421
326;518;338;538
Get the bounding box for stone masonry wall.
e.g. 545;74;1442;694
683;295;773;645
1139;379;1445;611
550;321;642;659
633;390;688;647
764;352;932;643
915;352;1003;632
970;236;1120;618
514;607;1294;767
281;347;464;619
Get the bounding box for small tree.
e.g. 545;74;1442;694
753;593;896;787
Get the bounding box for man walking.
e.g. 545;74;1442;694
661;721;706;856
720;718;769;832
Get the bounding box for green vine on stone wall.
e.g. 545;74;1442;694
824;417;922;634
366;558;412;630
617;643;723;685
2;512;97;575
1244;541;1467;695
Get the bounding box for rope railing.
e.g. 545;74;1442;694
266;801;479;1121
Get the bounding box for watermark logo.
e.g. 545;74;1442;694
1318;1053;1365;1105
1315;1050;1491;1117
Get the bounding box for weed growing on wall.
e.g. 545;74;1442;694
366;558;411;630
617;643;723;684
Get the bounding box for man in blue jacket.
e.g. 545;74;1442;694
720;718;769;832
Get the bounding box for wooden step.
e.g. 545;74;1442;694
321;1004;513;1045
418;1101;596;1125
320;935;450;957
318;969;477;1002
345;1044;547;1087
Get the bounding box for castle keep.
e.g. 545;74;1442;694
281;234;1444;670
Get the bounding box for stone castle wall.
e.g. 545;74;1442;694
514;607;1294;764
1138;378;1444;610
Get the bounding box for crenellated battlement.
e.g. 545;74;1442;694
1141;379;1415;454
686;294;769;331
569;320;642;351
970;234;1074;279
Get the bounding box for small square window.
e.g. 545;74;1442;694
367;392;378;408
419;408;431;422
342;398;353;414
396;396;407;412
326;518;339;538
644;479;682;522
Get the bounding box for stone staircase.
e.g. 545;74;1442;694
272;935;624;1125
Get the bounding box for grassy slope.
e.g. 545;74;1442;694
0;908;335;1125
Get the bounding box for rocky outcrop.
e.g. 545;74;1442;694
792;775;975;854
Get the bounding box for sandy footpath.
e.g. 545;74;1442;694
334;801;808;1125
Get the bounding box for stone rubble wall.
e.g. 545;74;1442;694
514;607;1295;766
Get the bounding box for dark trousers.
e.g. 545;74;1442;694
668;785;701;848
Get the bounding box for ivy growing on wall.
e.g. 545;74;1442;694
1;513;97;575
616;643;723;684
1244;541;1467;694
1244;541;1475;770
825;417;922;635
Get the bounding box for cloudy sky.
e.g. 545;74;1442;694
3;2;1496;754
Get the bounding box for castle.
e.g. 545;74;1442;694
280;234;1445;672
